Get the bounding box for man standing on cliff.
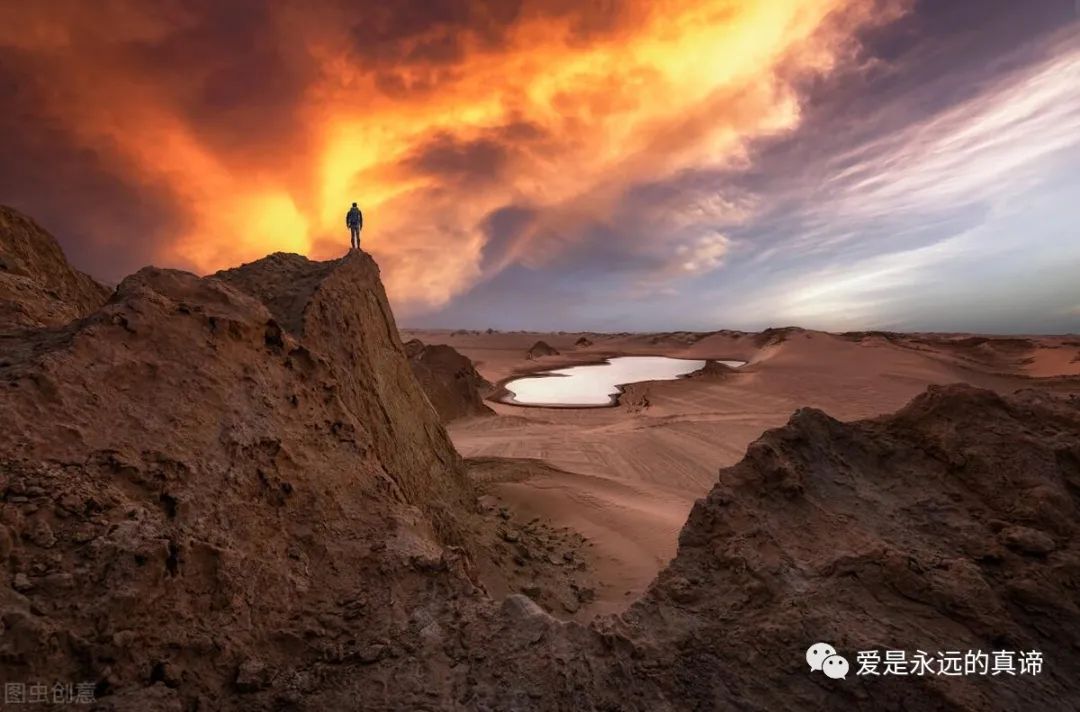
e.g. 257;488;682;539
346;202;363;250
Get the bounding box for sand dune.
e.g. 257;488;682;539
405;327;1080;617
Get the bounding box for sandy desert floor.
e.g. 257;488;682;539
403;327;1080;619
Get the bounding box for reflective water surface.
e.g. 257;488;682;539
502;356;741;406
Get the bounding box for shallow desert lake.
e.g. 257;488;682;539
501;356;741;406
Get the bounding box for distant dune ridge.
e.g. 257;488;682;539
2;209;1080;710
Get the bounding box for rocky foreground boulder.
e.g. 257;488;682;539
402;339;494;422
1;215;1078;710
625;384;1080;711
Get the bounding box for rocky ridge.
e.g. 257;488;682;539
0;241;476;707
0;206;110;329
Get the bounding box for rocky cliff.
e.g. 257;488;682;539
0;245;476;708
215;253;470;514
0;206;110;329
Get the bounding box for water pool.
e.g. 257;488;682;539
500;356;741;406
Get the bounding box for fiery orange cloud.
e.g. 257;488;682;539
0;0;909;312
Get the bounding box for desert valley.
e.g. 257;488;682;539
404;326;1080;622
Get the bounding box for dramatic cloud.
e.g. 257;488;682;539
0;1;904;290
1;0;1077;332
421;4;1080;332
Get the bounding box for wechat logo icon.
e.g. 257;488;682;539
807;642;849;680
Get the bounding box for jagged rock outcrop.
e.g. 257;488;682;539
215;253;469;511
0;205;110;329
574;336;593;348
755;325;807;346
688;359;737;379
626;384;1080;711
526;340;559;359
401;338;494;422
0;249;475;709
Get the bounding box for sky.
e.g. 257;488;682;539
1;0;1078;333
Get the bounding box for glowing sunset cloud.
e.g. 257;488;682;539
307;0;908;306
1;2;1077;332
0;0;905;303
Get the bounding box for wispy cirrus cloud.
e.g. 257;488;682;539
420;11;1080;333
726;33;1080;331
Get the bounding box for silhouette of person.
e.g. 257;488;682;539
346;202;363;249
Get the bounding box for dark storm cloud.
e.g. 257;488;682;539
350;0;521;61
0;54;187;279
135;1;313;158
344;0;633;63
402;115;552;186
351;0;639;98
0;0;643;284
479;206;537;271
405;133;512;185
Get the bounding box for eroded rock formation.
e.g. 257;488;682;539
0;243;475;708
526;340;559;359
629;384;1080;711
688;359;738;379
402;339;494;422
0;206;110;329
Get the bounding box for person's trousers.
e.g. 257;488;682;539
350;226;360;249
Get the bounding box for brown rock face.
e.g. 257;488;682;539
688;359;737;379
526;340;559;359
215;252;469;511
0;206;110;329
629;384;1080;711
0;249;475;708
401;338;494;422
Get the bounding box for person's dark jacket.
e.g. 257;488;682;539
346;206;363;229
